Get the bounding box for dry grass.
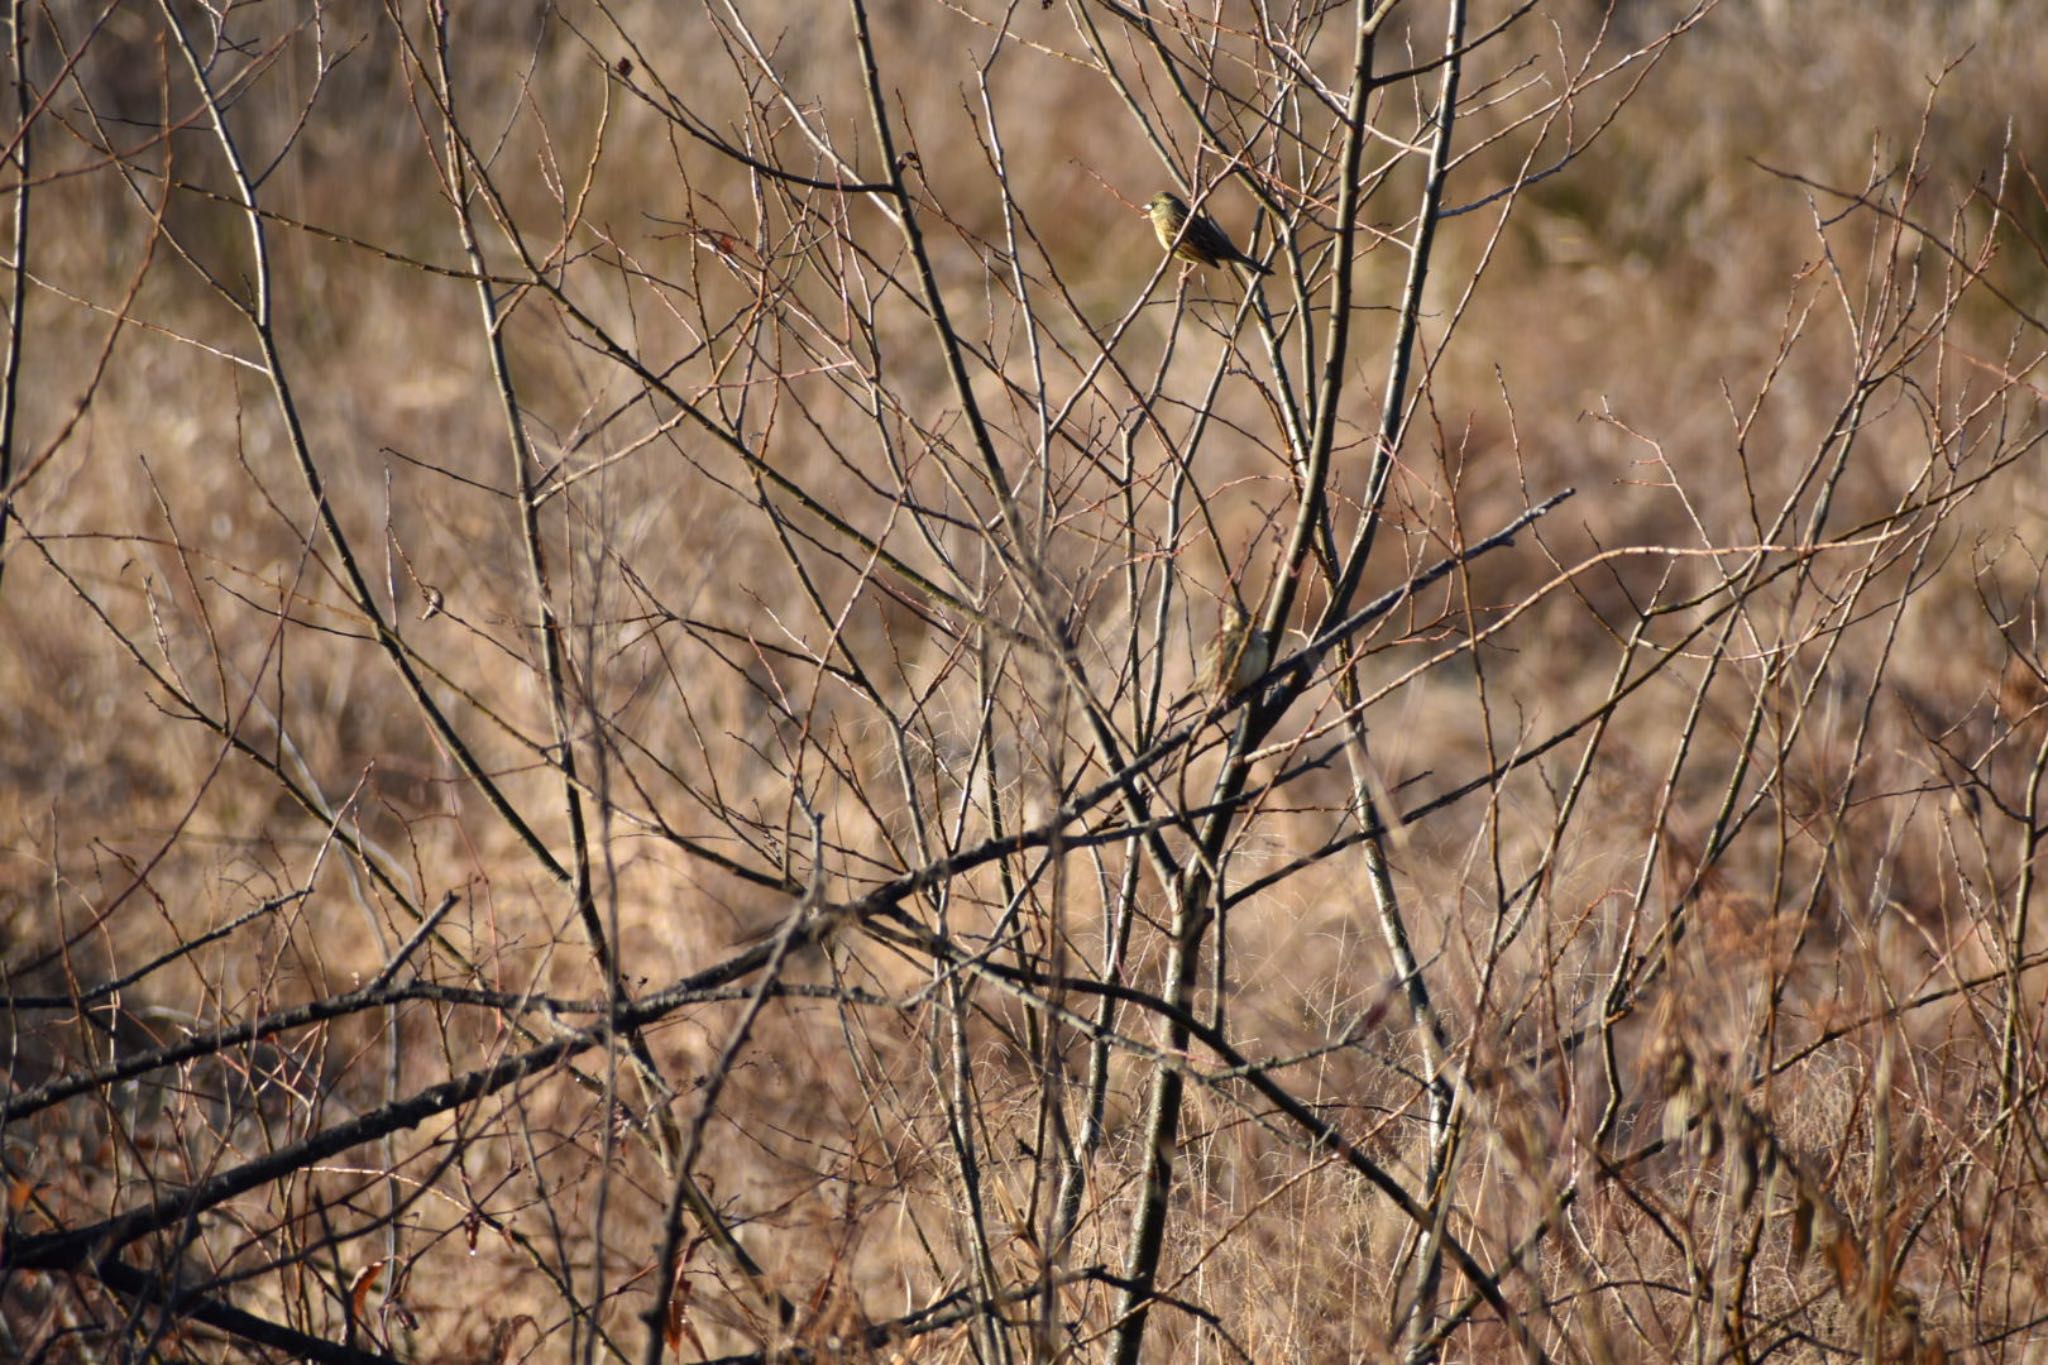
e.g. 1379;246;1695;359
3;1;2047;1361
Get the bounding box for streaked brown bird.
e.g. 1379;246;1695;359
1199;601;1270;698
1146;191;1272;276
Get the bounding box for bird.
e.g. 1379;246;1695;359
1199;600;1270;698
1146;191;1272;276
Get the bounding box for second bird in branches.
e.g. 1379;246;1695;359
1146;192;1272;276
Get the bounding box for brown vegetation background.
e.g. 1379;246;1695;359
3;0;2047;1361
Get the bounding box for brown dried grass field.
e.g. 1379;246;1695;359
3;1;2047;1361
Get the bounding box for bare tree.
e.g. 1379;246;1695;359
4;1;2047;1362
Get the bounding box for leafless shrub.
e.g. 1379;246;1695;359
3;1;2046;1362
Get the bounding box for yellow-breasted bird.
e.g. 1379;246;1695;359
1146;191;1272;276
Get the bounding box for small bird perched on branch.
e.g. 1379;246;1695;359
1200;600;1270;698
1146;191;1272;276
